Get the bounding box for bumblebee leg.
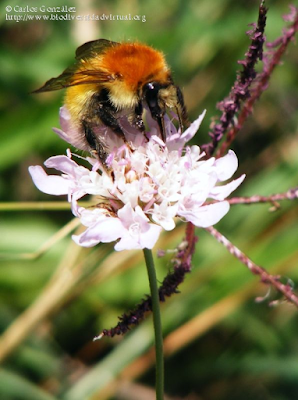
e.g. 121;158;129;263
82;121;110;167
148;106;166;142
144;96;165;140
83;121;97;151
131;101;145;132
97;104;127;141
91;89;128;144
143;82;166;141
175;86;189;130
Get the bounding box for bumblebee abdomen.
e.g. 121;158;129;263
64;84;99;122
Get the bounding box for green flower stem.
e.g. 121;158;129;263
143;248;164;400
0;201;92;211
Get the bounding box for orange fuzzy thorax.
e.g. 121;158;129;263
65;42;171;118
101;42;170;91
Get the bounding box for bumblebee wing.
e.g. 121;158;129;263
33;63;115;94
33;39;118;93
32;68;113;93
32;65;78;93
75;38;118;60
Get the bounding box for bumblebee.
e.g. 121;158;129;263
34;39;188;164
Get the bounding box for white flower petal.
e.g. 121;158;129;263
209;174;246;200
52;106;88;151
167;110;206;151
214;150;239;181
114;204;162;250
72;217;124;247
28;166;70;195
179;201;230;227
151;202;177;231
138;223;162;249
180;110;206;142
45;155;83;176
115;222;161;251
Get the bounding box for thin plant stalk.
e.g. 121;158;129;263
143;248;164;400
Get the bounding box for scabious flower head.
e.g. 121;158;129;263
29;107;245;251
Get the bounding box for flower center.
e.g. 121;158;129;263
129;222;141;236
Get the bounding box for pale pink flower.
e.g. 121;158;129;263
29;108;245;251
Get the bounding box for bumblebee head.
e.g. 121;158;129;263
142;81;188;141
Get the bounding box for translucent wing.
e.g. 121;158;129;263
32;65;79;93
33;39;118;93
75;38;118;60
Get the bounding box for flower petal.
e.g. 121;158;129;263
44;155;81;175
179;201;230;227
151;202;177;231
209;174;246;200
72;217;124;247
115;222;161;251
52;106;88;151
180;109;206;143
28;165;70;195
167;110;206;151
114;204;162;250
214;150;239;181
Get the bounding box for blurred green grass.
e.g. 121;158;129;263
1;0;298;399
